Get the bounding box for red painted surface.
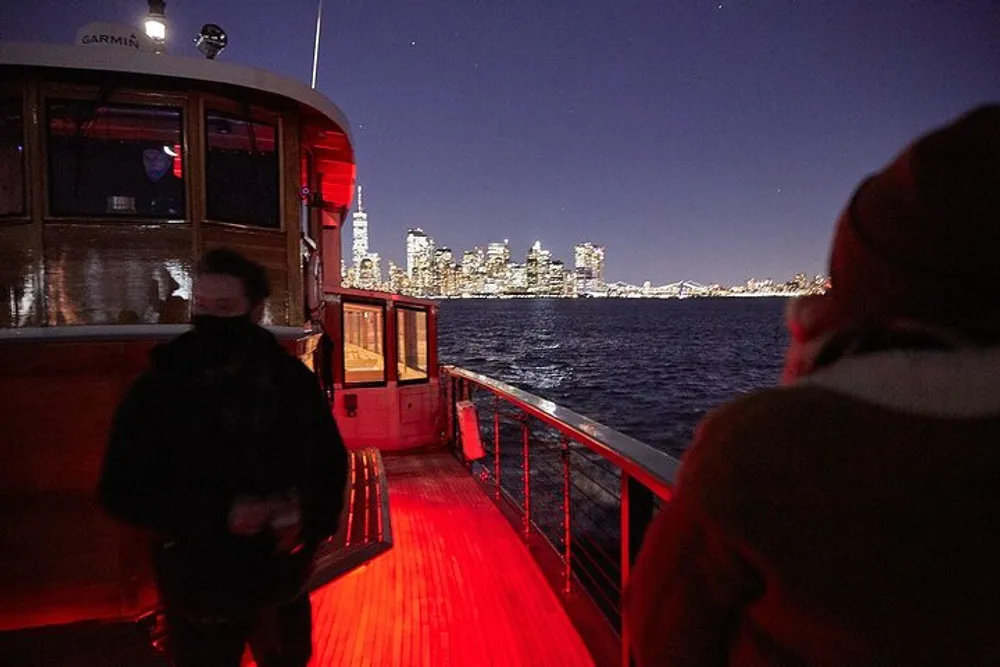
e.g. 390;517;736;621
326;290;442;452
332;381;441;452
0;331;321;633
456;400;486;460
299;453;595;666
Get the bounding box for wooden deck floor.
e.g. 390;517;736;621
305;452;596;667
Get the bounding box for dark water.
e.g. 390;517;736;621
439;297;789;458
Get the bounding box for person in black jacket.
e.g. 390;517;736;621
98;247;348;667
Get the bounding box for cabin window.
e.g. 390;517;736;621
0;98;24;216
46;101;185;218
397;307;429;382
205;112;280;228
343;301;386;385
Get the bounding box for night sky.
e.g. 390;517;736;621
3;1;997;285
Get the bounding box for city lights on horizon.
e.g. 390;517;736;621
342;187;828;299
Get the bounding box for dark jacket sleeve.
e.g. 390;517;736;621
98;371;229;541
301;373;349;544
622;415;762;666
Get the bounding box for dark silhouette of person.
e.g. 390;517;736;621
99;247;348;667
624;105;1000;665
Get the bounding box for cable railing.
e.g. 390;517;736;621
440;365;680;666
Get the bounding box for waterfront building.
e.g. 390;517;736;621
406;228;433;296
574;242;605;294
351;185;368;270
526;241;551;295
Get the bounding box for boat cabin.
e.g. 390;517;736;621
0;35;438;633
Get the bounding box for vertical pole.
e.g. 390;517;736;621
562;438;573;594
620;471;632;667
522;419;531;537
449;376;458;454
493;395;501;503
629;477;655;565
310;0;324;89
620;474;656;667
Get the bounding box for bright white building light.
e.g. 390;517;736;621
144;18;166;42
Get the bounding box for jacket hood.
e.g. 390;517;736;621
799;345;1000;419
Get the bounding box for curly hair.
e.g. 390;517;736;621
195;247;271;306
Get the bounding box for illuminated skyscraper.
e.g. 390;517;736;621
486;240;510;279
357;256;375;289
356;252;382;290
548;260;568;296
406;228;433;295
460;248;485;294
388;260;408;294
574;242;606;293
526;240;551;294
508;264;528;292
433;247;454;295
406;228;429;277
351;185;368;269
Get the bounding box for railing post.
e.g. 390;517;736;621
561;437;572;594
621;473;656;667
493;394;501;503
620;471;632;667
448;375;458;452
522;418;531;537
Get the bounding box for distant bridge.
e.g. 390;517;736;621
661;280;708;291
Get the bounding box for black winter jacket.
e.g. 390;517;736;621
98;326;348;614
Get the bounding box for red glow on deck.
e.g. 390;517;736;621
296;453;595;666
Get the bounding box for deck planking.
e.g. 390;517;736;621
303;452;595;667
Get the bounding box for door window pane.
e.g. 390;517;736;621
205;112;279;228
397;307;428;382
47;101;185;217
343;302;385;384
0;98;24;216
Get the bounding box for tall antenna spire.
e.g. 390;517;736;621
310;0;324;89
357;185;364;212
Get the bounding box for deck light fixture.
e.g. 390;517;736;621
144;0;167;51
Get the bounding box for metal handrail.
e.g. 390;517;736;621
441;365;683;667
444;365;678;500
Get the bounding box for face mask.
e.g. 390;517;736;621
192;313;256;347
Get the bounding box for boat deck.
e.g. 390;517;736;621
303;451;595;666
0;452;595;666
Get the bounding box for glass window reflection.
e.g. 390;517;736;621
0;98;24;216
343;302;385;385
205;112;279;228
397;307;428;382
47;101;185;218
0;98;24;217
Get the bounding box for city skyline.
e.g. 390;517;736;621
5;2;997;285
342;187;826;298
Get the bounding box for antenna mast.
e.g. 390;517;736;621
310;0;324;89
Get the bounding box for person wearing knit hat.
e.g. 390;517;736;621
624;105;1000;666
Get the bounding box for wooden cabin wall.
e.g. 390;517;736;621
0;223;41;327
0;71;339;630
43;223;194;325
0;74;316;329
0;339;160;630
282;113;304;326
